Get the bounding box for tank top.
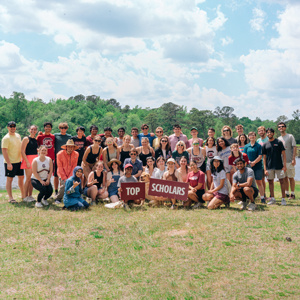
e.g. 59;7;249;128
32;156;50;180
26;136;38;155
190;147;205;168
139;150;152;166
86;146;101;164
106;148;117;162
205;146;217;163
93;171;103;189
120;149;130;165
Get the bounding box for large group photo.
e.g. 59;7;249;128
1;0;300;298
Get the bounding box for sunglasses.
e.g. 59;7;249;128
178;144;184;147
142;127;148;130
278;126;285;128
193;143;199;145
94;140;101;142
9;125;16;128
223;129;230;132
130;153;137;156
156;131;163;133
60;127;68;129
161;140;168;142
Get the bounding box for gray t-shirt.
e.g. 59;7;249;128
218;146;232;173
212;169;228;195
278;134;296;163
117;175;137;187
131;137;140;148
233;167;257;189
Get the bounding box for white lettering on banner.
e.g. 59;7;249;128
151;183;185;196
126;187;141;195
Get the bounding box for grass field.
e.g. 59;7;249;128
0;182;299;299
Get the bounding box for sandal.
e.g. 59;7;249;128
9;199;17;204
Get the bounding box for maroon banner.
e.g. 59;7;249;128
120;182;145;201
148;178;189;201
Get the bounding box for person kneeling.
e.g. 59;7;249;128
203;156;230;209
229;158;258;211
185;160;205;209
63;166;89;211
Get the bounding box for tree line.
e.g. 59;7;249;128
1;92;299;145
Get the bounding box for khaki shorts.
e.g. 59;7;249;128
267;169;285;180
284;162;295;178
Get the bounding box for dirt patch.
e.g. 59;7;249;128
166;230;189;237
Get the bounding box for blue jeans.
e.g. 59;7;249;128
67;200;89;211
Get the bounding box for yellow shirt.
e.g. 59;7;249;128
1;133;22;163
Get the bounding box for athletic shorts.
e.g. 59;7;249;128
53;159;58;177
253;168;263;181
20;154;38;169
267;169;285;180
240;186;259;201
4;162;24;177
284;163;295;178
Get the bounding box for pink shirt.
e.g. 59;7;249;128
169;133;189;152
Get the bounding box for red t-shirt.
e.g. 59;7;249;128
186;170;205;189
228;153;249;166
37;133;55;160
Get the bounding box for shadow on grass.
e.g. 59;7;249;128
10;201;63;211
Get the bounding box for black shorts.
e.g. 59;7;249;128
196;189;205;203
4;162;24;178
200;162;206;173
240;186;259;201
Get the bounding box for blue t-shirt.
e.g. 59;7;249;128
123;158;143;176
243;142;262;171
138;133;156;147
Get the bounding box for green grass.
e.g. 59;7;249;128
0;182;299;299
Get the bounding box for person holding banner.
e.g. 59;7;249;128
162;158;182;209
184;160;206;209
203;156;230;209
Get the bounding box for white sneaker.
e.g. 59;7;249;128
281;199;287;206
241;200;249;210
238;201;243;205
193;202;204;209
267;198;276;205
41;198;49;206
105;201;123;209
55;200;61;205
27;196;36;202
23;197;31;202
35;202;43;208
248;203;256;211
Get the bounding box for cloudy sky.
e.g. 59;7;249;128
0;0;299;120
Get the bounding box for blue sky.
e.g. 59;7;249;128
0;0;299;120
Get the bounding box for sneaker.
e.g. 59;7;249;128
241;200;249;210
27;195;36;202
289;194;295;200
281;199;287;206
193;202;204;209
23;197;31;202
267;198;276;205
170;204;175;210
238;201;243;205
285;193;290;198
90;201;96;206
261;198;266;204
55;200;61;205
123;203;130;210
35;202;43;208
41;198;49;206
248;203;256;211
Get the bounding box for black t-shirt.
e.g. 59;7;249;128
262;138;285;170
71;136;87;165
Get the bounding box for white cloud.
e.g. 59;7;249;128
221;36;233;46
249;8;266;32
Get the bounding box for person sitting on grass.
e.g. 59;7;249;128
203;156;230;209
63;166;89;211
229;158;258;211
184;160;205;209
107;159;123;203
85;161;108;205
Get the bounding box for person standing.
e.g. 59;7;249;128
130;127;140;148
86;125;99;147
262;128;287;205
36;122;55;161
55;140;79;204
152;127;164;150
277;122;297;200
221;126;237;145
188;127;204;147
71;126;87;166
1;121;25;203
138;124;156;147
116;127;125;147
54;122;71;195
20;125;38;202
168;124;189;152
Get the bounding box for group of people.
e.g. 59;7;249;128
1;120;297;211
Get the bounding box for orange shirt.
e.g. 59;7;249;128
56;150;79;181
